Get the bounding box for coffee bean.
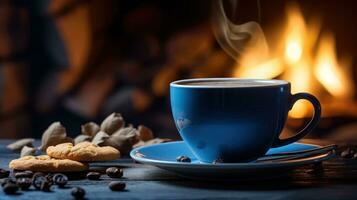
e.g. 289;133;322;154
3;183;18;195
16;178;32;190
106;167;123;178
213;159;224;164
15;171;33;179
176;155;191;163
32;172;46;179
45;174;55;185
53;173;68;188
341;148;353;158
86;172;101;180
24;170;34;177
353;152;357;159
1;178;16;187
40;180;52;191
0;168;10;178
108;181;126;191
32;175;47;190
71;187;86;199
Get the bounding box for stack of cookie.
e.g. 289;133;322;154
9;142;120;172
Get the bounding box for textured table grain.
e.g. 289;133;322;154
0;139;357;200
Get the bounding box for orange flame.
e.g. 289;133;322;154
233;3;355;118
284;4;306;65
314;33;355;99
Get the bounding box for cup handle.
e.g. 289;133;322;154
272;93;321;147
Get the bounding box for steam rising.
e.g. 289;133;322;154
212;0;269;62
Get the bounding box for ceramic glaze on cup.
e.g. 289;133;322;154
170;78;321;163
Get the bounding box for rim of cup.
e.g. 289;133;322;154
170;78;289;88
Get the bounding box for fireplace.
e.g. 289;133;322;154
224;2;356;119
210;0;357;143
0;0;356;143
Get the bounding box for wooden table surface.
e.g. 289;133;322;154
1;139;357;200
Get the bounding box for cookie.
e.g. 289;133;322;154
9;155;88;172
46;142;120;161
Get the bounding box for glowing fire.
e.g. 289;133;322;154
234;3;355;118
314;34;355;99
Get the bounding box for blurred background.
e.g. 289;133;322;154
0;0;356;143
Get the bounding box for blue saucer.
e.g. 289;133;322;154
130;141;334;180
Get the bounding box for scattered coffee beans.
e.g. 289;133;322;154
15;171;33;179
353;152;357;159
45;174;55;185
0;168;10;178
71;187;86;199
341;148;354;158
40;180;52;191
108;181;126;191
1;178;16;187
53;173;68;188
106;167;123;178
176;155;191;163
3;183;18;194
32;175;47;190
32;172;46;179
16;178;32;190
24;170;34;177
86;172;101;180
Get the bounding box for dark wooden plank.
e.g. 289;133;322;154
1;140;357;200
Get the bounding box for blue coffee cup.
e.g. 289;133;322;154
170;78;321;163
